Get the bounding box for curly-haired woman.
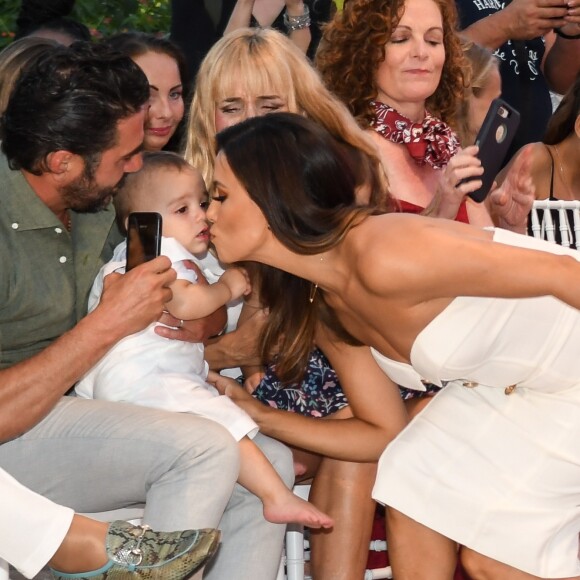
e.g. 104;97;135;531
317;0;530;231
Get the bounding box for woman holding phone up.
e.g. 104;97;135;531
316;0;531;231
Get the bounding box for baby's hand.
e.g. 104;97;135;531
220;267;251;300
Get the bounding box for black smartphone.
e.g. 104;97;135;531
467;98;520;202
126;212;162;271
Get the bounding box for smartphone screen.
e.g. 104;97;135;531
467;98;520;203
125;212;162;271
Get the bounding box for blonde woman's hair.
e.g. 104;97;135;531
456;39;499;146
184;27;389;205
0;37;58;116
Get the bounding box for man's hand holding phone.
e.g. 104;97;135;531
91;211;173;341
93;256;176;342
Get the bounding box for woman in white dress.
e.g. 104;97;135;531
206;112;580;580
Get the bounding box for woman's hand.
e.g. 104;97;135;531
487;147;535;234
207;370;266;420
244;371;265;394
429;146;484;219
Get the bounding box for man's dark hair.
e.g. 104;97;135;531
1;41;149;175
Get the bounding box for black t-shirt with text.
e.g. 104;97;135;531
456;0;552;160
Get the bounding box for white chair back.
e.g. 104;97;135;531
529;200;580;249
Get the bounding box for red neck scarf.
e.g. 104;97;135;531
371;101;459;169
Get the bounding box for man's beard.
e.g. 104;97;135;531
59;164;127;213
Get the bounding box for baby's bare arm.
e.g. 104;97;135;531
165;267;251;321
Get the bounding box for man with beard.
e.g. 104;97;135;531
0;42;293;580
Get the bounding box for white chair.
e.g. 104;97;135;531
529;199;580;248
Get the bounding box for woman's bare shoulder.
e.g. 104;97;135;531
350;214;441;274
352;214;492;272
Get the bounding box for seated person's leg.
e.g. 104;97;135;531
236;436;333;527
386;506;458;580
309;457;377;580
0;467;219;580
0;397;239;530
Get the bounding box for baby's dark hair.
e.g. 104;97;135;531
114;151;194;233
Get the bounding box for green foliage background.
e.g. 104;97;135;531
0;0;171;50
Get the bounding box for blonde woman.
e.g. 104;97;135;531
185;27;385;199
455;40;501;147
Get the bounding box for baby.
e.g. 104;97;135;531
76;151;332;529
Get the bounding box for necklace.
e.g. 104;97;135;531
58;210;72;232
553;144;577;200
309;283;318;304
308;256;324;304
308;255;325;304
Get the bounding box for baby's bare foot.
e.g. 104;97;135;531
263;491;334;528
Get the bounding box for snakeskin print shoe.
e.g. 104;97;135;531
50;520;220;579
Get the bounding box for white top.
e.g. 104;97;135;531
75;237;257;441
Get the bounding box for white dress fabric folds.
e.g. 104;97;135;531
372;228;580;578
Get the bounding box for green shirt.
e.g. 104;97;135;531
0;153;123;368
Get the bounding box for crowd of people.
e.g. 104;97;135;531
0;0;579;579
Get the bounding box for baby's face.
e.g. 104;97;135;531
141;166;210;255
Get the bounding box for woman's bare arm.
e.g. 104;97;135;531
369;214;580;311
224;0;255;35
210;330;408;462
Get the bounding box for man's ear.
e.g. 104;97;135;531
574;115;580;139
45;150;76;175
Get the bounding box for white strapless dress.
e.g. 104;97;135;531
371;228;580;578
